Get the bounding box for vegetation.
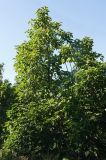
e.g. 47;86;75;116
0;6;106;160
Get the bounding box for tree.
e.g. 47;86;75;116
2;6;73;159
0;64;15;148
66;62;106;159
2;6;106;160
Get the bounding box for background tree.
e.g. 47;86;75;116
0;64;15;148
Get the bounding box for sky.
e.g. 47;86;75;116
0;0;106;83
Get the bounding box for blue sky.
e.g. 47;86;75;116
0;0;106;83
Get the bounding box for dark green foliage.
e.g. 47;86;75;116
0;65;15;148
1;6;106;160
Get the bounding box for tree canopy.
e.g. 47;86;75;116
0;6;106;160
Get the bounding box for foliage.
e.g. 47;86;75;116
0;64;15;148
1;6;106;160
